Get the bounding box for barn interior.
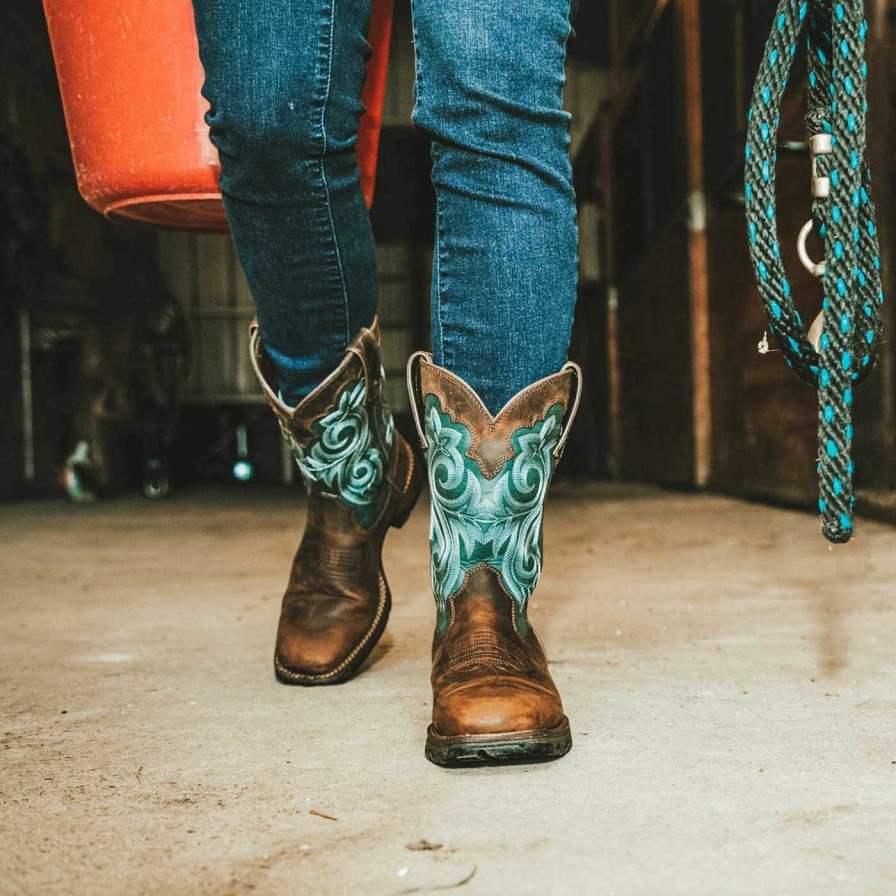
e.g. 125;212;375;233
3;1;896;893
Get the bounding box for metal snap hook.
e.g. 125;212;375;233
797;219;826;278
807;310;825;353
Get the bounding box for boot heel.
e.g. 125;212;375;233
390;437;424;530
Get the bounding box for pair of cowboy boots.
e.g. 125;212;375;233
251;320;581;765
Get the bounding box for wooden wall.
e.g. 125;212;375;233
589;0;896;506
1;0;167;496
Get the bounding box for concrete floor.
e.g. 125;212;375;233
2;483;896;895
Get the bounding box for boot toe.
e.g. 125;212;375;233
275;632;353;678
432;678;565;737
275;592;386;683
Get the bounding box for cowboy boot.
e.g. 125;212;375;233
250;318;423;685
407;352;582;765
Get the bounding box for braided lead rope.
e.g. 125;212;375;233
745;0;885;543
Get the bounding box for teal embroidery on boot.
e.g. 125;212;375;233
291;378;394;529
424;395;563;632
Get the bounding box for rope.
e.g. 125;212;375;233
745;0;884;543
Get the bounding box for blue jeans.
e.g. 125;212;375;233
192;0;578;412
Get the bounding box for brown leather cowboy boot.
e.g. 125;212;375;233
250;319;423;685
407;352;582;764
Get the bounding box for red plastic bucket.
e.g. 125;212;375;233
43;0;393;233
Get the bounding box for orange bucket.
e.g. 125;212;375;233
43;0;394;233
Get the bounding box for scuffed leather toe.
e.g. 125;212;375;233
432;678;565;737
274;576;388;683
276;595;374;670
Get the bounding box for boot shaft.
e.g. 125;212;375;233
250;319;397;530
408;353;581;633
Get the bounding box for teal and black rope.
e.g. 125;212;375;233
745;0;884;543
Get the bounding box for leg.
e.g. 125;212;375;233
192;0;376;405
411;0;578;413
407;0;581;765
194;0;423;684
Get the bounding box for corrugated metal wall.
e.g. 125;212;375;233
158;232;255;404
156;235;423;415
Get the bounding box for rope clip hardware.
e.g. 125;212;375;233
796;135;832;282
809;133;833;198
796;219;827;352
799;134;834;351
797;219;825;279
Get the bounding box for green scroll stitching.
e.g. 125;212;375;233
424;395;563;632
291;378;394;529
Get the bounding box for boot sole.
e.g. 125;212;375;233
424;718;572;766
274;437;424;687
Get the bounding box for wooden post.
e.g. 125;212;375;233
676;0;712;487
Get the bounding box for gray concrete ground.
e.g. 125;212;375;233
2;483;896;896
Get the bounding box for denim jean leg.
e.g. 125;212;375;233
411;0;578;414
192;0;376;406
